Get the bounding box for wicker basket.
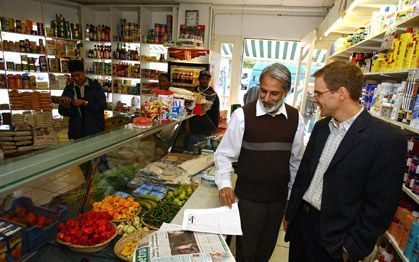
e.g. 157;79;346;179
114;229;155;261
56;223;118;253
111;208;141;223
140;215;160;231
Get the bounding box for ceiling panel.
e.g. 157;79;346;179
71;0;333;7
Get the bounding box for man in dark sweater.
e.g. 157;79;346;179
214;63;305;262
185;70;220;150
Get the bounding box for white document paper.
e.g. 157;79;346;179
181;203;243;235
158;223;182;232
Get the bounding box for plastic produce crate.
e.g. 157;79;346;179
0;197;67;254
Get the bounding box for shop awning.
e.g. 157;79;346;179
221;39;327;65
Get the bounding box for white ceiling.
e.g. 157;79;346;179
70;0;335;7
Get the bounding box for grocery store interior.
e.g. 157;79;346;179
0;0;417;261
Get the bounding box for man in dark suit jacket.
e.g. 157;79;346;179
58;60;106;140
284;61;407;262
58;60;108;177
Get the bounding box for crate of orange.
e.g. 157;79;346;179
92;196;141;222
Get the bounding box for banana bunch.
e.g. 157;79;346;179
138;199;158;210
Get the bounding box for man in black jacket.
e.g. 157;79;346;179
58;60;108;176
58;60;106;140
284;61;407;262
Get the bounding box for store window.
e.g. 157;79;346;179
239;39;301;105
296;47;328;134
218;42;234;111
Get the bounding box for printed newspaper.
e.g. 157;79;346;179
133;230;235;262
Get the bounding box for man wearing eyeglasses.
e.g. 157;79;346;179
284;61;406;262
214;63;305;262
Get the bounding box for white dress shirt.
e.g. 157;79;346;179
303;108;364;210
214;99;305;199
73;79;88;100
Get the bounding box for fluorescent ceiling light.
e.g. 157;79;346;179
325;17;343;37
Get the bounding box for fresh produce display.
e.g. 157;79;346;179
142;185;196;228
116;215;150;236
114;229;154;262
92;196;140;221
0;207;54;229
137;199;158;210
142;201;180;229
57;211;115;246
93;165;138;200
165;185;195;206
120;240;138;261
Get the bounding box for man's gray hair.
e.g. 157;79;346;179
259;63;291;92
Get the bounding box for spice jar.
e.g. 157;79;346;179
7;74;16;89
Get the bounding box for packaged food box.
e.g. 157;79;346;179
0;220;23;262
172;98;185;120
132;184;168;202
141;94;160;124
153;90;173;123
0;197;67;254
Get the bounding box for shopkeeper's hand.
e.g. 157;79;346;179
218;187;235;209
73;99;87;107
185;119;191;134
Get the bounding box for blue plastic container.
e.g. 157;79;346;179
0;197;67;254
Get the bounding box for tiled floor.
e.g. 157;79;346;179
270;229;289;262
228;226;290;261
12;166;85;206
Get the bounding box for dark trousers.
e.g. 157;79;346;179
236;198;285;262
288;201;342;262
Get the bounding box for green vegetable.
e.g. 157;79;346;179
143;202;181;228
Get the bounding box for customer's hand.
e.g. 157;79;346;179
282;219;289;232
59;96;73;108
342;248;350;262
73;99;87;107
218;187;235;208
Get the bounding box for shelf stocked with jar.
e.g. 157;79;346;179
87;74;112;78
2;50;47;56
329;14;419;59
0;31;46;39
84;24;112;43
47;55;81;60
402;184;419;205
112;76;141;81
384;232;409;262
45;37;82;42
369;111;419;134
112;41;142;45
85;57;112;62
84;40;112;44
141;78;159;82
364;69;411;78
140;60;167;64
1;70;48;74
111;59;141;64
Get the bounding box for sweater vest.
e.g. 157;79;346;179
236;101;299;202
